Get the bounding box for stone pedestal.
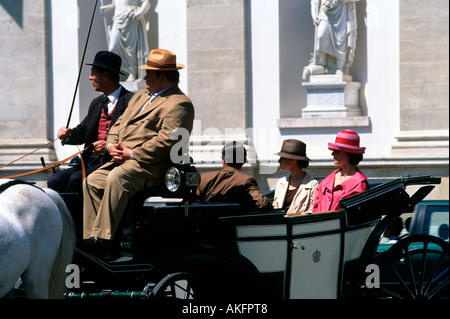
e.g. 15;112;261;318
301;75;362;118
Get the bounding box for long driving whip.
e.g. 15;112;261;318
65;0;99;128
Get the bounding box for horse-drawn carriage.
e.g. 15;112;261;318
59;165;448;300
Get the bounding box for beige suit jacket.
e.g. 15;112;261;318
106;85;195;179
273;173;317;215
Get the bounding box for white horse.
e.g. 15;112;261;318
0;180;76;299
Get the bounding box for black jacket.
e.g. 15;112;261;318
64;86;134;161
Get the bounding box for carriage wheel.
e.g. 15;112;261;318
374;234;449;299
149;272;199;299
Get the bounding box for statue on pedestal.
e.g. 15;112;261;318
303;0;359;80
100;0;150;82
301;0;362;118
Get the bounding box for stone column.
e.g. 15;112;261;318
0;1;55;183
392;0;449;158
186;0;251;167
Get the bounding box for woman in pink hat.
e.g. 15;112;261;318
312;130;369;213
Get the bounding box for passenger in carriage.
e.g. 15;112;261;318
81;49;195;258
381;217;403;244
273;139;318;215
312;130;369;213
47;51;134;221
196;141;273;211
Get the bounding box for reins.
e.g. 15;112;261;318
0;137;59;170
0;144;91;180
0;1;99;180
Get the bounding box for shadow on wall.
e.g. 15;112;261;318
1;0;23;28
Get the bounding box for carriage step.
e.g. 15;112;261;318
65;290;148;299
75;248;153;274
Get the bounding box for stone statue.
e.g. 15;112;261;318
303;0;358;80
100;0;150;82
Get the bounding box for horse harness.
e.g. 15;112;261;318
0;180;43;195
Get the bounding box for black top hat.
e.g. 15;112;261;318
276;139;310;161
86;51;124;75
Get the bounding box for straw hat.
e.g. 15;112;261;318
138;49;185;71
276;139;310;161
328;130;366;154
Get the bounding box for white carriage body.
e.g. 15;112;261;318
235;214;376;298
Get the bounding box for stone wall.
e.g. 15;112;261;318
186;0;247;131
399;0;449;131
186;0;250;165
391;0;449;180
0;0;54;184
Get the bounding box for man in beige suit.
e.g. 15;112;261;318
82;49;194;256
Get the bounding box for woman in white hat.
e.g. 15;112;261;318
273;139;318;216
312;130;369;213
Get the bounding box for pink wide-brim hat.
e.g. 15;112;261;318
328;130;366;154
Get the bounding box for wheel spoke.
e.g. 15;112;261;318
419;240;429;295
170;282;176;298
184;282;193;299
391;262;416;299
423;252;446;296
175;281;192;299
376;235;449;299
151;272;198;299
426;268;449;298
404;246;418;295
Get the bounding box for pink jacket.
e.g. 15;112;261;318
312;168;369;213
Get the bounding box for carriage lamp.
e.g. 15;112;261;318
165;167;201;193
185;170;200;187
165;167;182;192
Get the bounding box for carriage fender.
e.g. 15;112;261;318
176;250;260;277
174;251;263;298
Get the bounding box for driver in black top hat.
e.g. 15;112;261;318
47;51;134;226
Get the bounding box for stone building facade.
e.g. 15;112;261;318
0;0;448;199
